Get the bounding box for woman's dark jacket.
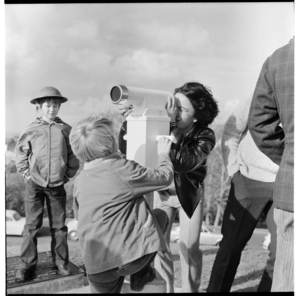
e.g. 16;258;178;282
119;121;216;218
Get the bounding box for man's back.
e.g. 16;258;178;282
248;38;294;212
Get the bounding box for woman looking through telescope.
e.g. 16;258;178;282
118;81;219;292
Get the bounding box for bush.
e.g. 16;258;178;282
5;169;26;216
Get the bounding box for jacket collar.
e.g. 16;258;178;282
35;117;64;125
184;124;197;138
183;123;203;139
84;152;123;170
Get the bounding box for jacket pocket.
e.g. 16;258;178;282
143;212;153;229
55;155;66;177
28;154;40;176
60;155;67;170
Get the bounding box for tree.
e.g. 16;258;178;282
5;168;26;216
204;126;231;226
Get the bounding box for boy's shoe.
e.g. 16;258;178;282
56;264;71;276
15;268;34;281
130;265;155;291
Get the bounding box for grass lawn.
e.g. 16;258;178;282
169;242;270;292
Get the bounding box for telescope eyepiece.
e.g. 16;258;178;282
110;85;128;104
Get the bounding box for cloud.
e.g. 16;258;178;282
137;20;209;55
5;27;30;65
66;48;112;73
113;49;178;81
4;3;294;134
65;20;99;40
78;96;110;115
5;4;56;27
61;95;119;127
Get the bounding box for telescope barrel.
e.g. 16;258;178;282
110;84;172;117
110;85;172;105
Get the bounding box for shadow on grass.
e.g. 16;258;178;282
202;248;219;256
233;284;259;292
232;269;264;292
171;254;180;261
171;246;218;261
202;269;265;293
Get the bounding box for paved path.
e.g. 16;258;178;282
60;285;182;294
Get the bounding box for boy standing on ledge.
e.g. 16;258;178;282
15;86;80;281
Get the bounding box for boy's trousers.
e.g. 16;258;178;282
18;178;69;270
207;171;277;292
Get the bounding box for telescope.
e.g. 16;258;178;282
110;84;172;117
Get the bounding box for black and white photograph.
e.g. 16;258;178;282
2;2;297;294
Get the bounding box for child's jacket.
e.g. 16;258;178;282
15;117;80;187
73;152;173;274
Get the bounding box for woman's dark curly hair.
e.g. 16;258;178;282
174;82;219;127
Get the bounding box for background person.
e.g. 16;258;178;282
248;38;294;292
206;96;278;292
15;86;80;281
119;82;219;292
70;116;174;293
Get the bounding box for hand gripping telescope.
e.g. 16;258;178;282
110;84;172;117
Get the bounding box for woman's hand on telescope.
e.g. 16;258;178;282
157;137;172;155
166;95;177;122
119;103;133;117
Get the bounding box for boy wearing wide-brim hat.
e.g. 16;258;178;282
30;86;68;104
15;86;80;281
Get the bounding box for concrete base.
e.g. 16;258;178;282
121;269;166;293
6;252;86;294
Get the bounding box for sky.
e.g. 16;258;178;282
4;2;295;136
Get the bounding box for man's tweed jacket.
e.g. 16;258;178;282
248;38;294;212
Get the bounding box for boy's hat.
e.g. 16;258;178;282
30;86;68;104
